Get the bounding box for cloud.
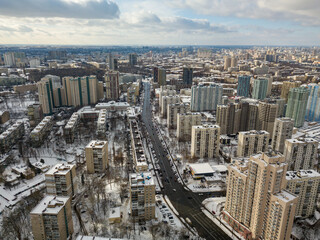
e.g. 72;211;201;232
0;24;33;33
0;0;120;19
169;0;320;25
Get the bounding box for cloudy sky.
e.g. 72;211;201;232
0;0;319;45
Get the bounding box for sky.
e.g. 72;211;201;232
0;0;319;46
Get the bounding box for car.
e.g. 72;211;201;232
169;216;173;220
173;189;176;192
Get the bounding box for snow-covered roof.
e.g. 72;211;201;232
286;170;320;180
30;195;69;215
76;236;123;240
189;163;215;175
130;172;154;186
273;190;297;203
46;163;74;176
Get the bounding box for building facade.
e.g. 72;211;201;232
237;75;251;97
271;117;294;153
191;124;220;158
167;103;189;129
191;83;223;112
177;113;201;141
105;71;120;100
85;140;108;174
252;78;268;100
237;130;270;157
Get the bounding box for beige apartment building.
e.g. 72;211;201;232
0;120;25;153
158;88;176;109
286;170;320;218
85;140;108;174
191;124;220;158
64;112;80;144
223;153;297;240
30;116;53;147
216;103;241;135
167;103;189;129
284;137;318;171
45;163;77;197
161;95;180;117
105;71;120;100
30;195;74;240
257;101;278;138
177;113;201;141
129;172;155;221
237;130;269;157
271;117;294;153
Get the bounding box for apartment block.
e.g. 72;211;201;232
28;103;43;127
159;88;176;109
85;140;108;174
45;163;77;197
158;68;166;86
271;118;294;153
0;110;10;124
216;103;242;135
167;103;189;129
30;195;74;240
129;172;155;221
286;170;320;218
0;120;25;153
177;113;201;141
191;124;220;158
223;153;297;240
30;116;53;147
191;83;223;112
237;130;270;157
252;78;268;100
284;137;318;171
161;95;180;117
281;81;301;102
105;71;120;100
237;75;251;97
64;112;80;144
257;101;278;138
96;110;107;139
129;119;148;172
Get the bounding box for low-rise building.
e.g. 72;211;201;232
27;103;43;127
0;120;25;153
0;110;10;124
30;116;53;147
64;112;80;144
96;109;107;139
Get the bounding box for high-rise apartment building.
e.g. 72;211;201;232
45;163;77;197
167;103;189;129
216;103;241;135
281;81;301;102
159;87;176;109
153;67;159;83
257;101;278;138
305;83;320;122
271;118;294;153
252;78;268;100
161;95;180;117
177;113;201;141
182;67;193;85
286;170;320;218
191;83;223;112
158;68;166;86
30;195;74;240
285;87;310;127
129;53;138;66
3;52;15;67
105;71;120;100
237;130;269;157
284;137;318;171
191;124;220;158
85;140;108;174
129;172;155;221
237;75;251;97
108;53;114;70
223;153;297;240
224;56;231;70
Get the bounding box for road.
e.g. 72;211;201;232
141;82;232;240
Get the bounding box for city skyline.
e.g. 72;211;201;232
0;0;319;46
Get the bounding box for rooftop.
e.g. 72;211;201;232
189;163;215;175
130;172;154;186
46;163;74;176
30;195;69;215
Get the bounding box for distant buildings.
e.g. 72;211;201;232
158;68;166;86
237;130;269;157
191;83;223;112
285;87;310;127
177;113;201;141
182;67;193;85
129;53;138;66
85;140;108;174
153;67;159;83
129;172;155;221
45;163;77;197
105;71;120;100
271;117;294;153
252;78;268;100
237;75;251;97
191;124;220;158
284;137;318;171
224;153;297;240
30;195;74;240
161;95;180;117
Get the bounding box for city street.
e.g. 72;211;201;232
142;82;232;240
